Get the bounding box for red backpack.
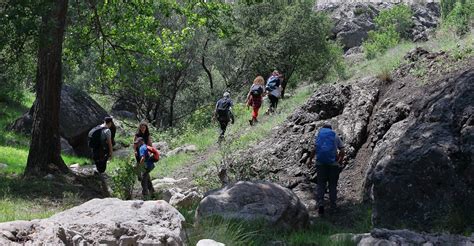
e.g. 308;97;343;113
147;146;160;162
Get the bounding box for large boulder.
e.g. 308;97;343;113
11;85;109;157
196;181;309;230
364;68;474;228
0;198;186;245
230;49;473;229
357;228;474;245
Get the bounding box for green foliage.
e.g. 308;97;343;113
111;158;137;200
364;5;413;59
442;0;474;35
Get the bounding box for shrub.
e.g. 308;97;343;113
364;26;401;59
443;0;474;35
111;158;137;200
364;5;413;59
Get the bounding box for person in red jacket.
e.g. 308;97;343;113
246;76;266;125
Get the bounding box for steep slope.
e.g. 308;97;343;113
231;49;473;230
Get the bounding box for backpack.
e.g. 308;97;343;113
88;127;105;149
147;146;160;163
216;98;232;120
315;128;337;164
250;85;263;97
265;76;280;92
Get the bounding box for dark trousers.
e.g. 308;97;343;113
92;147;108;173
316;165;341;207
268;94;279;111
141;167;155;196
218;120;229;137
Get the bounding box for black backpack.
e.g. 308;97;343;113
88;127;104;149
216;98;231;120
250;85;263;97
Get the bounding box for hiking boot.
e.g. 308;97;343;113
249;119;253;126
318;206;325;216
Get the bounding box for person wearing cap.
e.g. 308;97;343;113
135;137;155;197
306;123;345;215
88;116;115;174
214;91;234;140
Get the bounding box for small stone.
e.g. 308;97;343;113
196;239;225;246
0;163;8;170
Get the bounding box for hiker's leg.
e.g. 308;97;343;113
328;165;341;207
95;148;107;173
141;169;149;196
146;168;155;194
316;165;329;207
219;120;228;136
252;105;260;120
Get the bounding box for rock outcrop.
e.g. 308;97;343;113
231;50;473;230
0;198;186;245
196;181;309;230
10;85;109;157
357;228;474;245
316;2;440;51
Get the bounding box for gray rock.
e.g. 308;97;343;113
196;239;225;246
167;144;198;156
316;2;440;51
0;163;8;170
0;198;186;245
356;228;474;245
196;181;309;230
169;190;203;209
153;141;170;155
10;85;109;157
60;137;75;156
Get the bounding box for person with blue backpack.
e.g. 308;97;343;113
135;137;157;197
213;91;235;141
306;123;345;215
246;76;266;126
265;70;283;114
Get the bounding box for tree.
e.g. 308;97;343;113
25;0;69;177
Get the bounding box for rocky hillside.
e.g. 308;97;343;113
231;48;474;230
316;1;440;52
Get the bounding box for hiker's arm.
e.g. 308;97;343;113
140;156;145;165
337;148;345;164
107;137;113;157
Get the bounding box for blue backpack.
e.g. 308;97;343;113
315;128;337;164
266;76;280;91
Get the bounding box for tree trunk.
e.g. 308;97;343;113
25;0;69;177
201;38;214;96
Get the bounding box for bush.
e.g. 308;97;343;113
111;158;137;200
363;5;413;59
364;26;401;59
443;0;474;35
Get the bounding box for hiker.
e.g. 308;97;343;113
88;116;115;174
265;70;283;114
306;123;345;215
135;137;156;196
246;76;265;126
214;91;234;140
133;121;153;163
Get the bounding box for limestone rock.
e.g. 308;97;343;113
196;239;225;246
10;85;109;157
196;181;309;230
0;198;186;245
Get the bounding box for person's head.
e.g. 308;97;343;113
223;91;230;98
134;137;144;146
253;76;265;86
104;116;114;128
137;121;150;136
272;70;279;76
322;122;332;130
